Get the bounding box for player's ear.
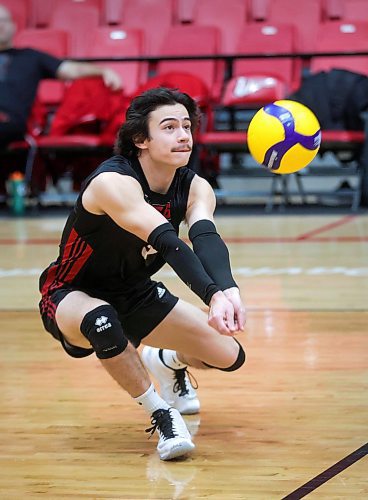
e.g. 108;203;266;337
133;134;148;151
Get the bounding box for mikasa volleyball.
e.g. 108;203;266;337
247;100;321;174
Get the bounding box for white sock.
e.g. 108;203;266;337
161;349;187;370
134;383;170;414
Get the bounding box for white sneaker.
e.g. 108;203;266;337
146;408;195;461
141;346;200;415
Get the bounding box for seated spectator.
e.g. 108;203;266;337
0;4;122;149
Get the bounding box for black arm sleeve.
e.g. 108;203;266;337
148;223;220;305
188;219;238;290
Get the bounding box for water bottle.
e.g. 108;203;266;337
8;172;26;216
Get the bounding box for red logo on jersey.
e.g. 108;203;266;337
152;201;171;220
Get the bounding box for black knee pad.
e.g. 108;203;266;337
204;338;246;371
80;305;128;359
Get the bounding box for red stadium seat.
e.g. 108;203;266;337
222;77;287;107
29;0;101;29
100;0;127;26
227;23;301;101
155;25;223;103
175;0;248;54
322;0;345;20
132;71;211;117
248;0;323;53
49;1;100;57
28;0;55;28
14;28;68;57
174;0;196;23
121;0;175;55
101;0;174;55
1;0;27;31
342;0;368;20
85;27;147;96
246;0;269;22
310;20;368;75
323;0;368;21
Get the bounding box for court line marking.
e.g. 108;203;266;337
1;266;368;278
282;442;368;499
295;214;356;240
0;239;59;245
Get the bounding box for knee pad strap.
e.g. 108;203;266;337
80;305;128;359
204;338;246;371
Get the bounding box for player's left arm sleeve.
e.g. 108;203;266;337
188;219;238;291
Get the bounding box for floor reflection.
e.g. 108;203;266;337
146;453;198;500
145;416;200;499
184;414;201;438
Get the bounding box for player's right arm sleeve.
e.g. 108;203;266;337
148;223;220;305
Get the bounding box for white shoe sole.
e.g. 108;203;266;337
175;400;200;415
158;438;195;461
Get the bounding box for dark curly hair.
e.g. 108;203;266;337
114;87;201;157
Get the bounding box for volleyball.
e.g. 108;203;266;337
247;100;321;174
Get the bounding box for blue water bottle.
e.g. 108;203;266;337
9;171;26;216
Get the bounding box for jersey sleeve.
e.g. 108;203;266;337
32;49;63;79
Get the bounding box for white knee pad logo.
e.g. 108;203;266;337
95;316;112;333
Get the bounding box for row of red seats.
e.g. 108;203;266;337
10;19;367;168
176;0;368;54
6;0;368;27
13;18;368;108
5;0;368;55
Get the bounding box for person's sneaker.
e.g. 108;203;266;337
141;346;200;415
146;408;195;461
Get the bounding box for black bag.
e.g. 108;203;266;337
289;69;368;131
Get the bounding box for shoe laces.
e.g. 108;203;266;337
173;368;198;397
145;409;175;440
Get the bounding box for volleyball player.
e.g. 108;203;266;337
39;87;246;461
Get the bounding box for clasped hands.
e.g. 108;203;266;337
208;287;246;336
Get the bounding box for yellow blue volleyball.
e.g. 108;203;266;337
247;100;321;174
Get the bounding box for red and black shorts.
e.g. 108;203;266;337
39;278;178;358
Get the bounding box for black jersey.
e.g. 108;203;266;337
0;48;62;125
40;155;195;298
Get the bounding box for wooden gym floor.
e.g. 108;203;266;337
0;210;367;499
